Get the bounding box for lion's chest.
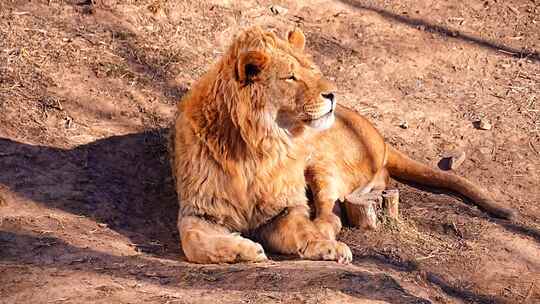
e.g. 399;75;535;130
243;151;309;229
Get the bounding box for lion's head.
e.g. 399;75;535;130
222;27;337;133
181;27;338;160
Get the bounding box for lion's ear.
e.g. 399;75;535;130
236;50;270;85
287;28;305;51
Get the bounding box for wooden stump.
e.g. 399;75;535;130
343;191;381;229
382;189;399;220
343;189;400;230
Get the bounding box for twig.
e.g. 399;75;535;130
23;28;48;35
521;281;535;303
507;5;520;15
0;263;31;268
35;230;54;234
498;49;518;56
37;214;66;230
415;255;436;261
529;140;539;155
415;249;440;261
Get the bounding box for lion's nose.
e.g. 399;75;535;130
321;92;336;110
321;93;335;102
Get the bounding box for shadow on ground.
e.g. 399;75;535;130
0;132;524;303
338;0;540;62
0;230;434;303
353;249;510;304
0;129;180;256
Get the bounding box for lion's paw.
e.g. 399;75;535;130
314;214;342;240
301;240;352;264
236;237;268;263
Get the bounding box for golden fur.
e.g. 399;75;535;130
171;26;516;264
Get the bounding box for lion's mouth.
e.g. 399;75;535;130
303;108;335;130
304;108;333;123
305;97;336;121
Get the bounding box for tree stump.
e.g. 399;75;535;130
382;189;399;220
343;191;382;230
343;189;400;230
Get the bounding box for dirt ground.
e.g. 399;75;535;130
1;0;539;303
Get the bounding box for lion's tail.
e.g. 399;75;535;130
386;145;516;219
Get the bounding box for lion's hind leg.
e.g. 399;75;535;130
259;206;352;264
179;216;267;264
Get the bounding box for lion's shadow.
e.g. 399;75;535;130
0;129;180;257
1;230;434;304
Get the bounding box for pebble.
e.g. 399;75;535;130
399;121;409;129
475;119;492;130
270;5;288;15
479;147;491;154
448;151;466;170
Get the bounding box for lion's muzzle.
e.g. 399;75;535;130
303;93;336;130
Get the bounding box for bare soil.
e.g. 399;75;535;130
1;0;539;303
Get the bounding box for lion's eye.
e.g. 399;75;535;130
284;75;297;82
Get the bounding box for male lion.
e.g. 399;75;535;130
171;26;515;264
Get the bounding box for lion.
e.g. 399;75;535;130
171;26;516;264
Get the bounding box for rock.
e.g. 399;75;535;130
439;150;466;170
270;5;288;15
399;121;409;129
479;147;491;154
64;116;73;129
440;150;466;170
475;119;492;130
448;151;466;169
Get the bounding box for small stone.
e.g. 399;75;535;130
64;116;73;129
447;151;466;170
399;121;409;129
475;119;492;130
270;5;288;15
479;147;491;154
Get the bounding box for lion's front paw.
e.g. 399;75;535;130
314;214;342;240
301;240;352;264
237;237;268;262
